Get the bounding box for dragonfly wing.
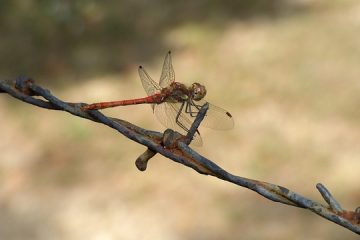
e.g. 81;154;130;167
159;51;175;88
138;66;161;96
154;102;202;146
193;100;234;130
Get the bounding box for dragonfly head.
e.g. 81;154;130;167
191;83;207;101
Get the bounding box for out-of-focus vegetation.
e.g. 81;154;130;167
1;0;360;239
0;0;306;79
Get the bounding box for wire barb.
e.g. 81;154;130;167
135;148;157;171
316;183;343;213
1;76;359;235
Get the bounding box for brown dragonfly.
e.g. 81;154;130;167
83;51;234;145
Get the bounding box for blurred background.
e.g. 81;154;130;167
1;0;360;239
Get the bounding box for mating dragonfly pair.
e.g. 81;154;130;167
83;51;234;145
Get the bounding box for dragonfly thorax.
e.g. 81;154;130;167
190;83;207;101
163;82;206;103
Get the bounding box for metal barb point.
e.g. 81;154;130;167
316;183;343;213
135;148;156;171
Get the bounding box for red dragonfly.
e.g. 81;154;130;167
83;51;234;144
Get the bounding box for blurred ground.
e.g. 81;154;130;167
1;0;360;239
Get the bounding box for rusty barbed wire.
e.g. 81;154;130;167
1;76;359;235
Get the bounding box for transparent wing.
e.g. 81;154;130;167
192;100;234;130
159;51;175;88
154;102;202;146
138;66;161;96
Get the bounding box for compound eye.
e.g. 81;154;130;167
192;88;201;100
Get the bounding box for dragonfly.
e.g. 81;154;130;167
83;51;234;145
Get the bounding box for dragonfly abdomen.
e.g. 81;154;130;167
83;94;164;110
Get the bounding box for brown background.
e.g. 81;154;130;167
1;1;359;239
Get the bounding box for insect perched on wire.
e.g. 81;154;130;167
83;51;234;145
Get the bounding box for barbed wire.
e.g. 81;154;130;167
1;76;359;235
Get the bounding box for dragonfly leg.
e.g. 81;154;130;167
191;99;204;110
190;102;198;117
185;100;202;117
175;101;189;132
184;101;192;115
